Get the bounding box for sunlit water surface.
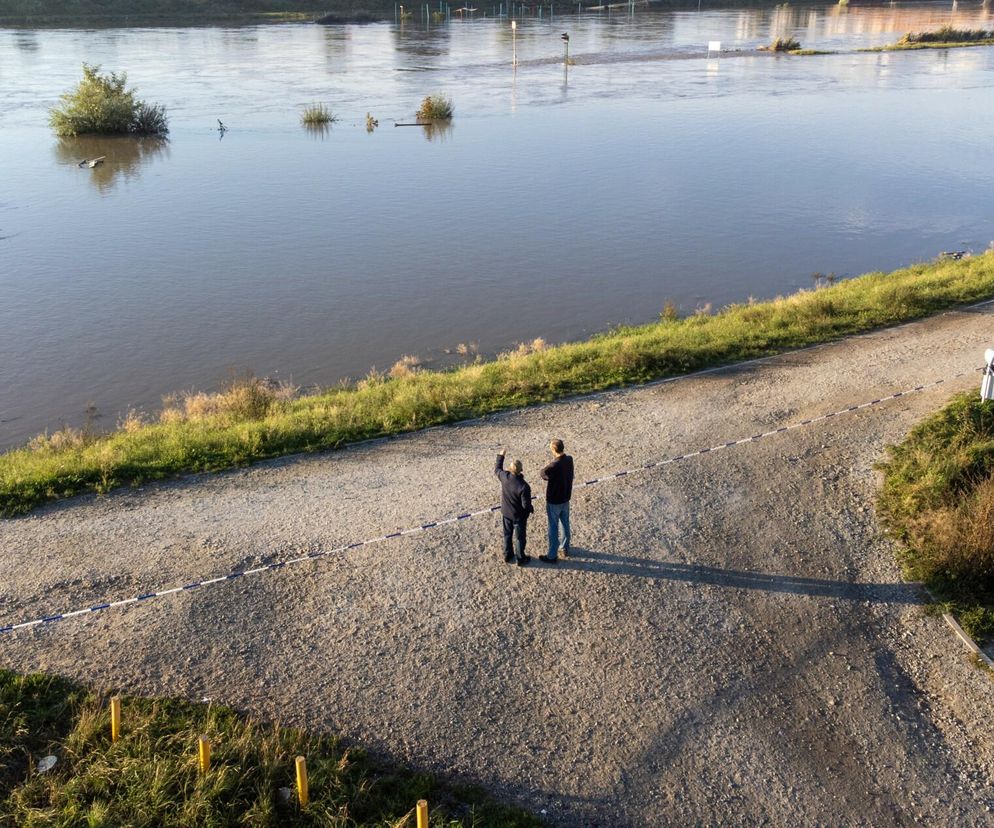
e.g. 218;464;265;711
2;2;994;446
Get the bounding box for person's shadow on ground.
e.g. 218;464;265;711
538;548;922;605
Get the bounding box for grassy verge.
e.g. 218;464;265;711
877;393;994;642
0;669;540;827
3;252;994;518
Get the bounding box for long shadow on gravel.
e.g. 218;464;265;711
553;550;924;605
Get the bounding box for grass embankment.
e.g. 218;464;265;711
878;394;994;642
0;670;539;827
862;26;994;52
3;253;994;519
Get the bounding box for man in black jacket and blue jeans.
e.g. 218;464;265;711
495;449;533;567
540;438;574;564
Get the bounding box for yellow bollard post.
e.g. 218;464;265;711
110;696;121;743
198;735;211;774
416;799;428;828
295;756;309;807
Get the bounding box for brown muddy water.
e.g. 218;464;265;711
1;2;994;447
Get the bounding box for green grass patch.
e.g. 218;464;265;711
787;49;835;56
0;669;540;827
4;253;994;518
877;392;994;642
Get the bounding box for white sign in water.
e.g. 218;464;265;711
707;41;721;56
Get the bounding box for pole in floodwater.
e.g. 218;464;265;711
561;30;569;65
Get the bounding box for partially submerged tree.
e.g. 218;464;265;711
49;64;168;137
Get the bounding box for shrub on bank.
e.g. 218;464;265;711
0;670;540;826
877;393;994;640
49;64;168;137
3;253;994;517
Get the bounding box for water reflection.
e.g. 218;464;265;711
303;121;334;140
421;120;454;141
13;32;39;51
54;136;169;193
393;22;452;60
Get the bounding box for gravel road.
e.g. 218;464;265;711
3;305;994;826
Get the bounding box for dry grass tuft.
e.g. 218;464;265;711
27;426;88;453
501;338;548;359
119;408;146;433
389;354;422;379
159;377;293;425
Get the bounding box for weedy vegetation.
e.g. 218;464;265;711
762;37;802;52
3;253;994;517
0;670;540;826
899;26;994;44
415;94;453;122
300;103;337;126
863;26;994;51
878;392;994;641
49;64;168;137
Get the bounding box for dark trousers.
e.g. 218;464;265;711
502;516;528;560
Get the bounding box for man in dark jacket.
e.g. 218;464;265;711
495;449;533;566
539;438;574;563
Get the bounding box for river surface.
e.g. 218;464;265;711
2;2;994;447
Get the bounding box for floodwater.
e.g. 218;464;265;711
1;2;994;447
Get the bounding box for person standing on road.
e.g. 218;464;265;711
494;448;534;567
540;438;574;564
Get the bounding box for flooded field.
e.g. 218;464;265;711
1;2;993;446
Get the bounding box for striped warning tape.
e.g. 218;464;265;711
0;368;978;636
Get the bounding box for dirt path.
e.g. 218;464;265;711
3;306;994;826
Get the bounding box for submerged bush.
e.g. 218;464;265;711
300;103;337;126
766;37;802;52
131;100;169;136
49;64;168;137
416;94;453;122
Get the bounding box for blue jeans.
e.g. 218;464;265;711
546;501;571;559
